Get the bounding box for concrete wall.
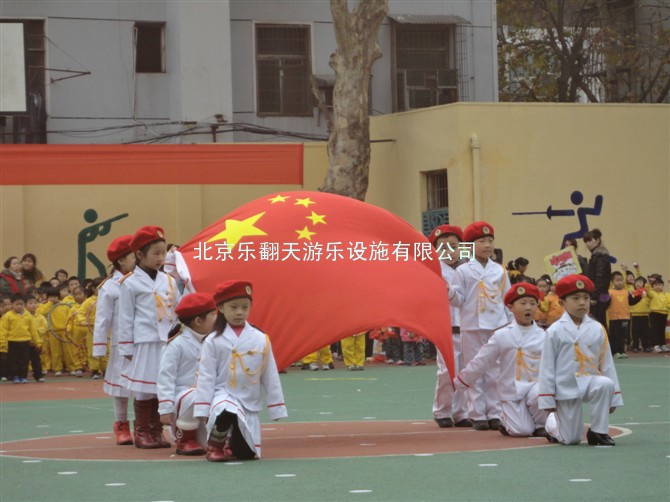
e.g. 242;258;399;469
2;103;667;282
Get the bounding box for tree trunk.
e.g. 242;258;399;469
319;0;388;201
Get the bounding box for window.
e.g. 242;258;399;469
256;24;311;116
425;170;449;210
135;23;165;73
422;169;449;235
393;24;458;111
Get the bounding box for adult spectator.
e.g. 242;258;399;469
21;253;44;286
582;229;612;327
1;257;27;297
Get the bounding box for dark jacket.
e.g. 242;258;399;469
586;245;612;300
0;269;27;297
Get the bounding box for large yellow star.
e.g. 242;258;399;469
207;212;267;248
306;211;326;225
296;226;316;241
295;197;315;208
269;194;290;204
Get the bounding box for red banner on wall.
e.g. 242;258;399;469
0;144;303;185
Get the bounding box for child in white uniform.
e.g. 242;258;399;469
118;226;182;449
158;292;217;456
429;224;471;428
455;282;547;437
539;274;623;446
194;280;287;462
448;221;512;430
92;235;136;445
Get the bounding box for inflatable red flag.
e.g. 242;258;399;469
174;191;453;375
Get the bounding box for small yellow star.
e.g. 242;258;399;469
269;194;290;204
306;211;326;225
295;197;315;208
206;212;267;249
296;226;316;241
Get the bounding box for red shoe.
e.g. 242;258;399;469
133;399;160;449
206;440;236;462
175;428;206;456
113;420;133;446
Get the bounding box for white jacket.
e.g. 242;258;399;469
92;270;123;357
449;258;512;331
193;322;287;420
117;267;181;356
157;327;206;415
456;321;545;401
539;312;623;409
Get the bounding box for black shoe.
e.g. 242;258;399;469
546;433;559;444
586;428;615;446
328;362;335;370
301;364;310;370
454;419;473;428
532;427;548;438
472;420;490;431
434;417;454;428
488;419;501;431
499;424;509;436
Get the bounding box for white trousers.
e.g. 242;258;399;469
500;383;546;436
545;375;615;445
433;334;469;421
461;329;501;420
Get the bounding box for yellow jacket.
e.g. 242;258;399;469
66;302;88;333
0;310;41;347
629;294;650;316
646;287;670;315
81;295;97;329
540;292;564;325
38;300;73;331
30;311;48;340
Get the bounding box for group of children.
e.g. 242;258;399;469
0;268;106;383
430;221;624;446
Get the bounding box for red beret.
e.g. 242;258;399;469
555;274;594;299
504;282;540;305
175;292;216;320
213;280;252;305
429;225;463;245
463;221;494;242
107;235;133;262
130;226;165;252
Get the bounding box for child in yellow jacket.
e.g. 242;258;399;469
0;294;41;383
80;282;106;379
646;275;670;353
26;295;47;381
66;286;89;376
630;277;651;352
38;287;73;376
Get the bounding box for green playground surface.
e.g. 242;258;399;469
1;355;669;501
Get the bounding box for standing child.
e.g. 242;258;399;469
0;296;11;380
118;226;182;449
539;275;623;446
65;286;89;376
0;294;41;383
80;279;105;379
158;292;217;456
448;221;512;431
646;276;670;353
92;235;136;446
193;280;287;462
38;288;69;376
629;277;651;352
429;224;471;428
25;295;46;382
455;283;547;437
341;332;366;371
301;345;334;371
607;271;641;358
399;328;425;366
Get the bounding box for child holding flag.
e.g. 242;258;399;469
455;282;547;437
194;280;287;462
447;221;512;430
158;292;217;456
118;226;181;449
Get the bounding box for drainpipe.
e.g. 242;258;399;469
470;134;481;221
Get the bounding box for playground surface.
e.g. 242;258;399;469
1;354;668;501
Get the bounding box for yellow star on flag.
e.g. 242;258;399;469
269;194;290;204
207;211;267;248
296;226;316;241
306;211;326;225
295;197;316;208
